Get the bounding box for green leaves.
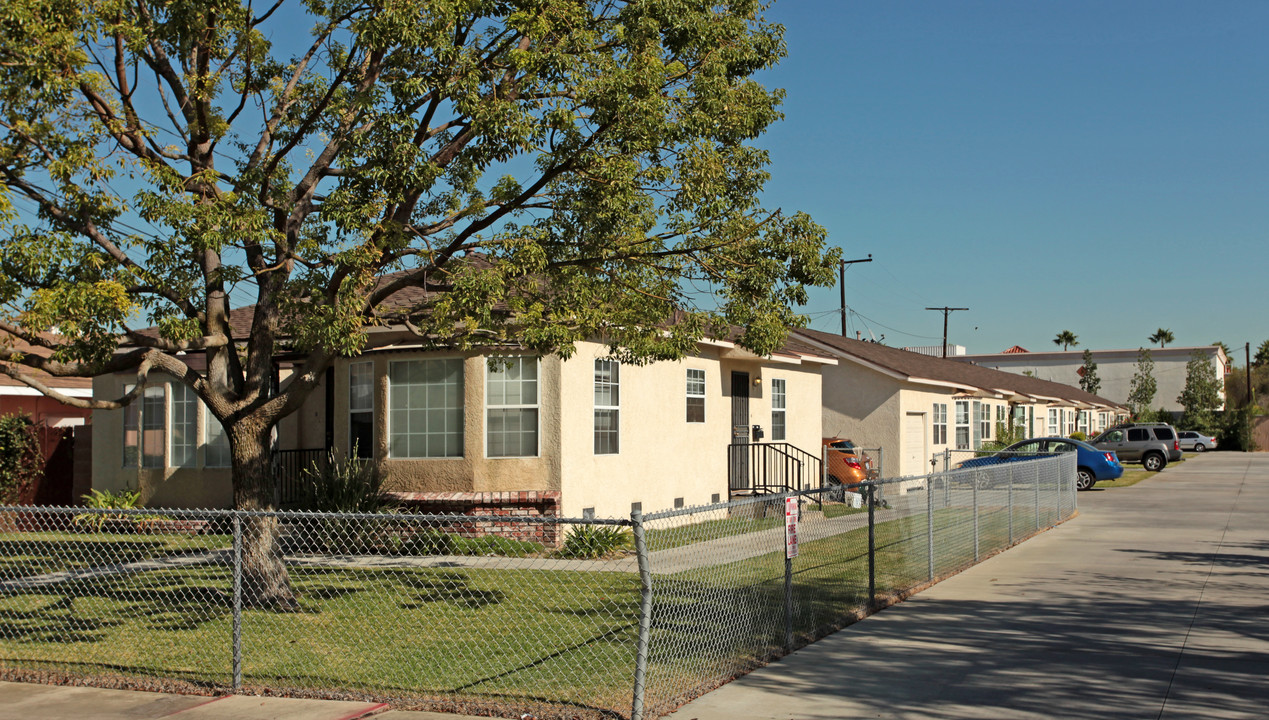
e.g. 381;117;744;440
1;0;835;416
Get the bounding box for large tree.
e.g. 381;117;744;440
0;0;837;607
1176;349;1222;432
1127;348;1157;418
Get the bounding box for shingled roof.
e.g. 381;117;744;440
793;328;1124;409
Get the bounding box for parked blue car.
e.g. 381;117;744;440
957;437;1123;491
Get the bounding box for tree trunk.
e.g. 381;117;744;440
230;420;299;611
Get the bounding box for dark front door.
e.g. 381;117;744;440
730;372;750;491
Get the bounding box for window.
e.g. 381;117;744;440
389;359;464;458
139;385;165;468
1012;405;1027;432
770;378;786;441
954;400;970;450
349;362;374;458
1077;411;1088;435
171;383;197;467
979;403;992;443
486;356;538;458
122;385;139;467
1048;408;1059;436
933;403;948;445
594;360;619;454
205;409;231;468
686;369;705;423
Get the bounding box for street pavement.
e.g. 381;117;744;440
3;452;1265;719
667;452;1269;720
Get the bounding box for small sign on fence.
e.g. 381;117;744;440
785;497;799;559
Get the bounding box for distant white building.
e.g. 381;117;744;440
902;344;966;358
955;346;1229;413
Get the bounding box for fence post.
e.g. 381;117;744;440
926;474;935;582
1007;464;1014;545
631;511;653;720
784;494;793;651
972;473;980;562
867;484;876;606
943;448;950;473
231;514;243;692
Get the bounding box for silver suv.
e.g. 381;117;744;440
1091;423;1182;472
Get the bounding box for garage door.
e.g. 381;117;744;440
903;412;927;478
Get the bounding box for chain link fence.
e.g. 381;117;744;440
0;453;1075;719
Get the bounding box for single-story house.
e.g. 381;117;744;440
792;329;1129;480
956;346;1229;413
91;323;835;520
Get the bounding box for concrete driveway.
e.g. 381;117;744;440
668;452;1269;720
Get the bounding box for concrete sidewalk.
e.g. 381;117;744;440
667;452;1269;720
0;681;479;720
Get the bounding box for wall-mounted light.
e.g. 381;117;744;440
753;376;762;387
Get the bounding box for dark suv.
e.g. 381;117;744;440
1091;423;1182;472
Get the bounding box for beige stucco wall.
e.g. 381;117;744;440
91;373;233;509
558;341;825;519
329;352;562;495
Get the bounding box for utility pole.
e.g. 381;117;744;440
925;306;969;358
1247;342;1253;408
839;254;873;336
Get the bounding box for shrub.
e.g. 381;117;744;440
557;524;632;559
1070;431;1088;442
74;487;143;531
0;413;42;504
298;447;395;513
1215;407;1257;452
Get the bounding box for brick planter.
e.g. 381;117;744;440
387;491;561;546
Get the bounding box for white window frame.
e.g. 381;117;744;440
170;383;197;468
979;403;992;443
933;403;948;445
1048;408;1059;436
770;378;786;441
594;359;620;455
485;356;540;458
955;400;970;450
388;358;465;459
686;368;706;423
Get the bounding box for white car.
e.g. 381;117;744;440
1177;431;1217;452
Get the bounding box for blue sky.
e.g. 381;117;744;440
752;1;1268;360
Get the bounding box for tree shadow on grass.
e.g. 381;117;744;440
0;539;172;579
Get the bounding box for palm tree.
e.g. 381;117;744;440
1053;330;1079;351
1149;328;1175;348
